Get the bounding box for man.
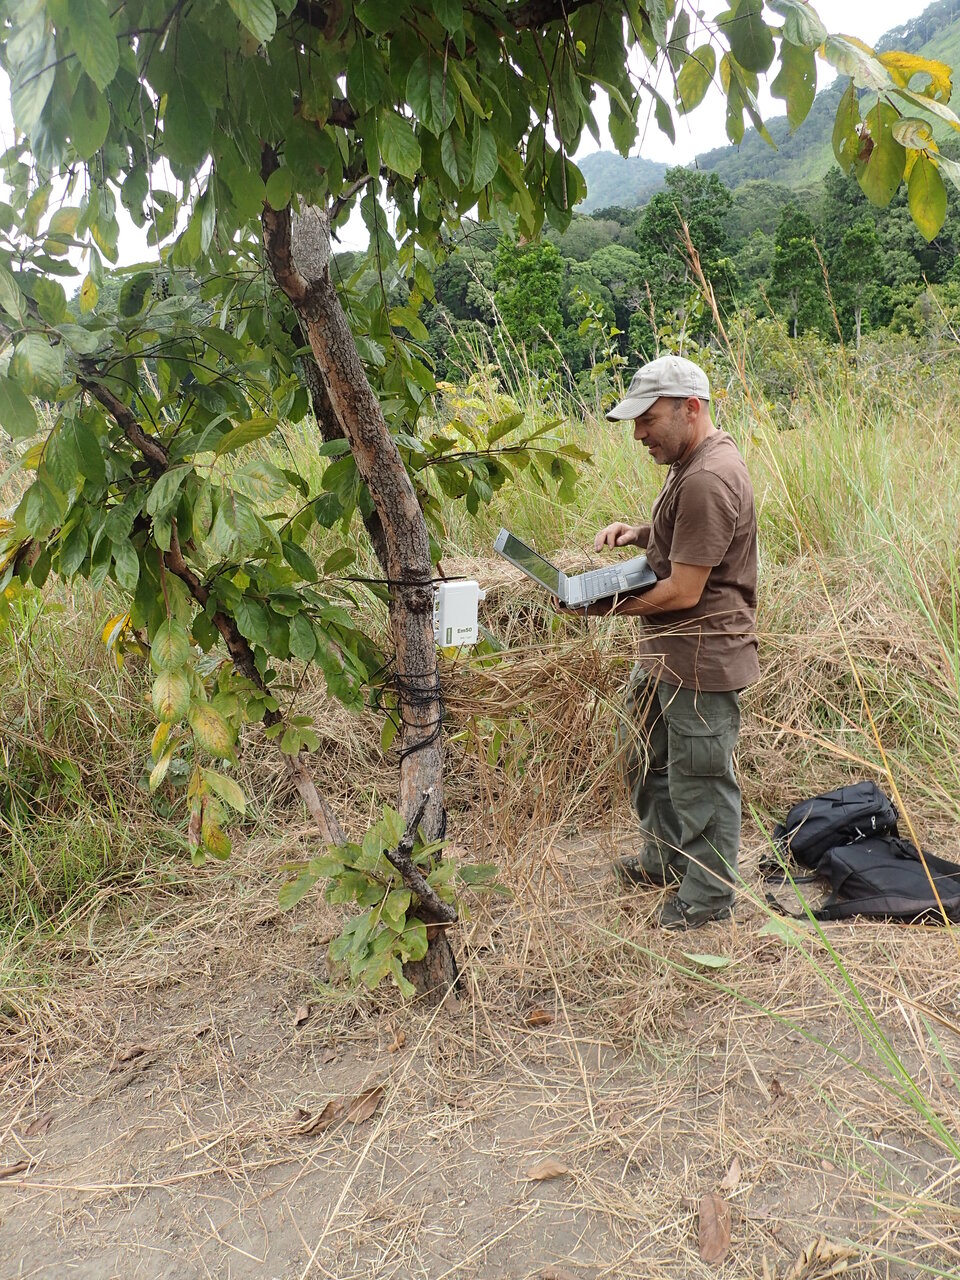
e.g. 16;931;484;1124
565;354;759;930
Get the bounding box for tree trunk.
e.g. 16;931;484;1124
855;306;862;350
261;194;458;1000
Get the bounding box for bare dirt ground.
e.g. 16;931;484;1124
4;814;960;1280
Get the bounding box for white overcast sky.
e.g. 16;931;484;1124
0;0;935;260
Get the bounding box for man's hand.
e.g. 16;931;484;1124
594;522;642;552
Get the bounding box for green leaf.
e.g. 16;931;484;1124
406;56;455;134
431;0;462;34
719;0;774;74
202;768;246;815
379;110;421;180
10;17;56;136
855;101;906;207
347;39;387;113
118;271;153;317
768;0;828;49
226;0;277;44
471;123;499;188
832;82;861;174
771;38;816;131
112;539;140;590
74;418;106;485
213;416;278;456
823;35;890;92
234;596;271;647
265;166;292;209
0;266;22;321
281;540;317;582
278;870;319;910
0;377;39;441
11;335;64;398
152;670;192;722
908;153;948;242
381;888;411;928
70;72;111;159
151;618;192;672
209;490;261;556
23;478;64;537
289;612;317;661
67;0;120;90
146;465;192;518
675;45;716;115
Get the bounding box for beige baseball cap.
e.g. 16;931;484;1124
605;354;711;421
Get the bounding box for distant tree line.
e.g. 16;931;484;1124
329;163;960;398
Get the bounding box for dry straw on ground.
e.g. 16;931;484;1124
3;562;960;1278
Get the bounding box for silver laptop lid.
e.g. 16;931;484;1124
494;529;564;596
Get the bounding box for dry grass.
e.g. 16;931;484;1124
3;557;960;1278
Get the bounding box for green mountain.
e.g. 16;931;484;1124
579;0;960;209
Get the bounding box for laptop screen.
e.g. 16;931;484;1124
499;532;562;595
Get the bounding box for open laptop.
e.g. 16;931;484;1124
494;528;657;607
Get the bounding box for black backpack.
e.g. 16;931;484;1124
813;837;960;923
766;782;960;924
769;781;899;871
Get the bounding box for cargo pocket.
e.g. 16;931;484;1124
670;716;733;777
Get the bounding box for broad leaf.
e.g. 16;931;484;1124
379;110;421;180
855;101;906;207
908;153;947;242
719;0;774;75
226;0;277;44
676;46;716;116
0;377;39;440
67;0;119;90
771;39;816;132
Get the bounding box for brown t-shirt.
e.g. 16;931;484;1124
638;431;759;691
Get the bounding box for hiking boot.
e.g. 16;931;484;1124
614;856;681;889
658;896;733;931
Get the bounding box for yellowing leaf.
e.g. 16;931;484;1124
879;50;952;102
151;721;172;761
202;768;246;814
892;117;937;151
79;275;99;312
188;702;236;758
152;670;191;723
101;612;129;647
909;153;948;242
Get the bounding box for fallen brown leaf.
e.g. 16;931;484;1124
526;1158;571;1181
769;1077;787;1103
294;1003;311;1027
0;1161;29;1180
699;1192;731;1265
345;1085;385;1124
112;1043;151;1069
320;1048;338;1064
387;1029;406;1052
525;1008;554;1027
299;1099;348;1135
720;1156;741;1192
23;1114;53;1138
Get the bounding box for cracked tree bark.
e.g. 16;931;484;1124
262;192;458;1000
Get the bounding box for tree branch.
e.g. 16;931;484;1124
78;370;169;476
382;789;457;924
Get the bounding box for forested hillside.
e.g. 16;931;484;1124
580;0;960;207
403;161;960;407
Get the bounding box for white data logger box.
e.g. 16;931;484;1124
433;581;485;647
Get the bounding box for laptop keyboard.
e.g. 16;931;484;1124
575;567;625;597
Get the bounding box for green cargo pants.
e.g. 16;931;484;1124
615;664;742;911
